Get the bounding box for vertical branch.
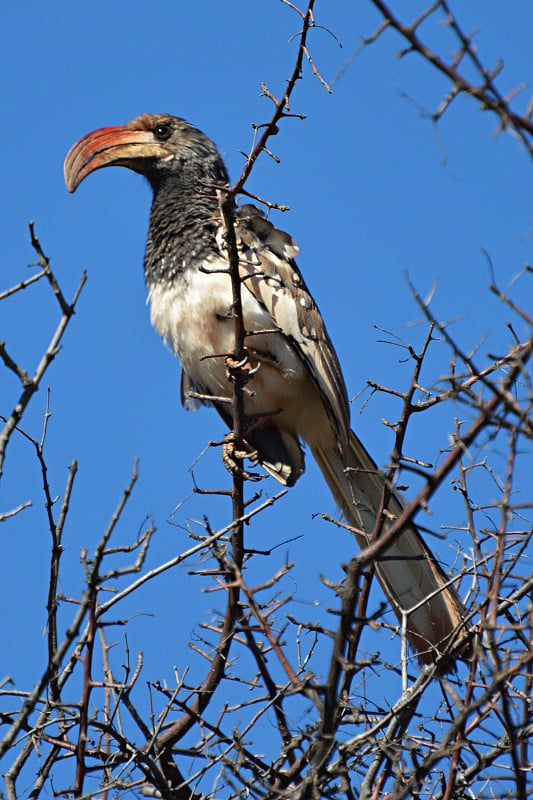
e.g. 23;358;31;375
312;556;365;773
220;195;246;570
232;0;319;196
47;460;78;702
74;586;98;796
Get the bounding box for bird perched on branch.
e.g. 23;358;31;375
65;113;467;666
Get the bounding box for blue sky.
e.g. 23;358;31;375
1;0;532;780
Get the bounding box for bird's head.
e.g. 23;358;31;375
64;113;228;194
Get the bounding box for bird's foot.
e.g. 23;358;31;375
224;351;260;388
221;434;264;482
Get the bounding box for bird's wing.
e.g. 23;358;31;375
231;208;468;665
232;205;350;450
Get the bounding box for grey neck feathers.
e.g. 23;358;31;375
144;163;228;288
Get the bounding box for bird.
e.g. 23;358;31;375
64;112;467;666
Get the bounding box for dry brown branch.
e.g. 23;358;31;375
360;1;533;157
231;0;324;199
0;224;86;481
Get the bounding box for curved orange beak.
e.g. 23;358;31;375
64;126;173;192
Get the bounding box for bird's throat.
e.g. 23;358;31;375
144;180;221;288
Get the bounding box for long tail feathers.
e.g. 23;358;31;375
312;430;468;666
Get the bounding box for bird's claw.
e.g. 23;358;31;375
225;351;261;385
222;434;264;482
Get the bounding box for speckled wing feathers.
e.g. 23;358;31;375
234;206;350;452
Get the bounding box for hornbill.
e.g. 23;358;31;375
65;112;468;666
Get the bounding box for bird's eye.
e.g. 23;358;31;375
154;123;171;141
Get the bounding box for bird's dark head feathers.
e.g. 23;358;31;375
64;113;229;194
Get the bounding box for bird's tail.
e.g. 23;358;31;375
312;430;467;665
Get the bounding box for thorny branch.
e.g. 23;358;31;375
232;0;328;200
359;0;533;157
0;223;86;482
